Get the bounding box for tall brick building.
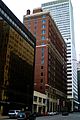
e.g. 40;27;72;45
23;8;67;113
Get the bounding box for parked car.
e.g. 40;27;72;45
48;112;54;116
17;111;36;120
52;111;59;115
33;112;42;117
62;111;69;116
42;112;48;116
28;112;36;120
62;107;69;116
17;111;27;120
8;110;21;118
48;111;59;116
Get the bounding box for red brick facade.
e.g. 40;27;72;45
23;8;67;98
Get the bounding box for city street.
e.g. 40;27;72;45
0;113;80;120
36;113;80;120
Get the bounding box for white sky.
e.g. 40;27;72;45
2;0;80;61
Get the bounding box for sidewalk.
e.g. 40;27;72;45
0;115;8;119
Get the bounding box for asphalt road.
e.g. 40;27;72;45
36;113;80;120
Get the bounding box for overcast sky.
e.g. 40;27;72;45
2;0;80;61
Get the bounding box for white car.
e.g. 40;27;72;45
48;112;54;116
48;111;58;116
8;110;21;118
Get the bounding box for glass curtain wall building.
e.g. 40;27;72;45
42;0;78;111
0;0;36;115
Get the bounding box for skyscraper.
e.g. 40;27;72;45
42;0;78;111
77;61;80;110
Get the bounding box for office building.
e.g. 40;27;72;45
42;0;78;111
77;61;80;110
23;8;67;113
0;0;36;115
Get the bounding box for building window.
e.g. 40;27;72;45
34;17;37;24
43;99;45;104
34;96;37;102
34;32;36;36
42;30;46;34
41;72;43;76
67;42;71;44
67;93;72;95
67;55;71;58
28;25;30;31
41;66;43;69
42;48;44;56
67;63;71;65
41;47;44;64
41;57;44;64
42;24;46;28
34;26;37;30
27;17;30;21
41;36;45;40
42;19;46;23
27;20;30;25
42;15;46;18
67;66;72;69
41;79;43;83
39;97;42;102
67;70;72;72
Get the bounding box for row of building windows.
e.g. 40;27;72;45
27;15;46;22
42;1;69;8
54;14;69;21
0;8;34;46
33;30;46;36
33;23;46;29
27;17;46;39
34;96;46;104
41;47;45;64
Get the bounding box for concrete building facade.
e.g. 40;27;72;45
23;8;67;113
77;61;80;110
42;0;78;111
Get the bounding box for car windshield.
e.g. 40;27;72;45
16;110;20;112
18;112;25;115
9;110;15;113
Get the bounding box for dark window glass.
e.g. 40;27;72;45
41;66;43;69
41;79;43;83
41;72;43;76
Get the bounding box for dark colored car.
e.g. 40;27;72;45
28;113;36;120
17;111;36;120
62;107;69;116
17;111;26;120
62;111;69;116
